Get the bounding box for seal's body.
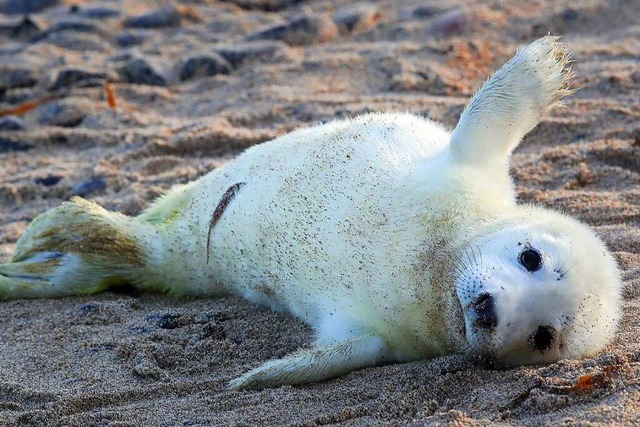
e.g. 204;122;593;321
0;37;622;389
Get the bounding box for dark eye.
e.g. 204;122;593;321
519;248;542;272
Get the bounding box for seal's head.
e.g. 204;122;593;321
456;207;621;367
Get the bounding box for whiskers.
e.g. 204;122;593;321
554;254;579;281
559;313;592;359
454;241;492;302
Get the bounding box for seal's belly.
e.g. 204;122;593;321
189;114;451;323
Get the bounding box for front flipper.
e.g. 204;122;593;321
450;35;574;167
228;335;391;390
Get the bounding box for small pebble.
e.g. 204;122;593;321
246;13;338;46
36;99;90;127
117;58;166;86
0;67;39;90
560;7;580;22
201;322;226;340
333;4;381;33
412;5;439;18
80;6;121;19
124;7;182;29
0;137;32;153
9;16;41;39
34;31;109;52
115;30;150;48
215;41;290;68
0;116;25;131
35;175;62;186
30;21;106;43
429;8;471;36
145;311;181;329
49;68;107;91
157;314;180;329
180;54;232;81
75;302;100;316
72;176;107;197
0;0;58;15
220;0;300;12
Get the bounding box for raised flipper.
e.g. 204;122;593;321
0;197;164;299
449;35;574;167
228;335;391;390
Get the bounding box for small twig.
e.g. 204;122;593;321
0;97;53;117
105;82;117;109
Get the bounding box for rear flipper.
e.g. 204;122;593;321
0;197;163;299
228;335;391;390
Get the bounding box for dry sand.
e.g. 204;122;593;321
0;0;639;425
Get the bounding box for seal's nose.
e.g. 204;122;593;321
473;292;497;330
528;325;556;353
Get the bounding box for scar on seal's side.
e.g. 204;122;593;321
0;36;621;390
207;182;245;264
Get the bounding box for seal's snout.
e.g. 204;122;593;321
472;292;497;331
528;325;556;353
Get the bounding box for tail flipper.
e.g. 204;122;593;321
449;35;574;167
0;197;163;299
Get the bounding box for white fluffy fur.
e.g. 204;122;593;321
0;36;621;389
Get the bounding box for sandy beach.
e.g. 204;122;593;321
0;0;639;425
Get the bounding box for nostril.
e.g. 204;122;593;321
473;292;497;331
528;325;556;353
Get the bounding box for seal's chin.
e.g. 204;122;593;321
461;301;567;368
464;322;566;368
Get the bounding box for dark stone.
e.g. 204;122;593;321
29;20;107;43
201;322;226;340
0;0;59;15
9;17;41;39
0;137;32;153
117;58;166;86
145;312;181;330
428;8;471;36
80;6;121;19
0;116;25;131
157;314;180;330
36;100;88;127
412;5;439;18
333;4;380;32
49;68;107;91
123;7;181;29
35;175;62;186
69;4;79;13
180;54;231;81
561;7;580;22
0;67;39;90
215;41;289;68
245;13;337;46
219;0;304;12
72;176;107;197
76;302;100;315
50;32;107;51
114;30;149;47
48;21;105;34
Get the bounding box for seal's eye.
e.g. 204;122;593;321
519;248;542;272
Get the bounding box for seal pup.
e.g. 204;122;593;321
0;36;622;390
